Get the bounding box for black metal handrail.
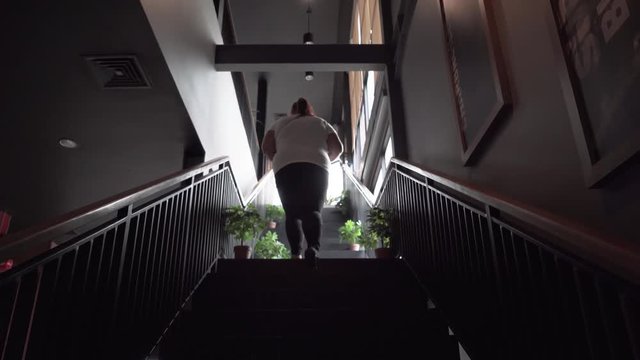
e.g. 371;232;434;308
343;158;640;360
389;158;640;285
243;170;275;206
0;157;235;265
341;163;375;209
0;158;250;359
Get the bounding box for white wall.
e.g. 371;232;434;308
140;0;257;197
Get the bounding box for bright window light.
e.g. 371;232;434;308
366;71;375;120
326;161;344;204
373;166;386;197
384;136;394;165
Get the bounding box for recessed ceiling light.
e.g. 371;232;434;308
59;138;78;149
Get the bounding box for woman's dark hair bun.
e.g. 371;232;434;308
293;97;313;116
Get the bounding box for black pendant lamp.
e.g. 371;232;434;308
304;4;314;81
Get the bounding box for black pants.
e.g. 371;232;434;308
275;163;329;256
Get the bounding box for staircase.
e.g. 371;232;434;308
319;206;366;258
155;259;460;359
273;206;366;259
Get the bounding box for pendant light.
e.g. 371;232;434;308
304;3;314;81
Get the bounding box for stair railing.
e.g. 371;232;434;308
0;157;254;359
343;158;640;360
341;162;375;224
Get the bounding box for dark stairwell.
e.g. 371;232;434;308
156;259;458;359
1;158;639;360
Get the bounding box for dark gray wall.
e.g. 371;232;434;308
0;0;202;233
400;0;640;243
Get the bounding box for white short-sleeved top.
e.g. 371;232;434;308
268;114;338;174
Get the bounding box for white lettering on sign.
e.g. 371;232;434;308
559;0;631;79
558;0;581;24
598;0;630;43
596;0;612;15
567;16;601;78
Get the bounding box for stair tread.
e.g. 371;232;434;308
156;259;458;360
159;332;456;360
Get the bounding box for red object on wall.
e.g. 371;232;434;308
0;211;11;236
0;259;13;273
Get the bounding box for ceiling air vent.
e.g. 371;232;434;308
85;55;151;89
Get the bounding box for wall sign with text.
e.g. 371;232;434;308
549;0;640;187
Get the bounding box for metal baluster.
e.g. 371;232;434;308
155;198;174;321
162;195;180;317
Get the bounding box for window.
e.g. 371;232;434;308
373;135;394;196
358;107;367;155
348;0;383;174
365;71;376;123
384;136;394;165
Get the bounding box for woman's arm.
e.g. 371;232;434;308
327;133;343;162
262;130;276;160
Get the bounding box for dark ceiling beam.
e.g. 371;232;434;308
214;45;389;72
380;0;408;160
256;76;267;177
391;0;417;77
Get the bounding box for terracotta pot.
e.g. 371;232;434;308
349;243;360;251
374;247;393;259
234;245;251;259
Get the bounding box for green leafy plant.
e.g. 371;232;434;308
365;207;394;248
223;204;265;247
265;204;285;222
338;219;362;245
334;190;351;217
254;231;291;259
326;190;351;213
359;230;381;249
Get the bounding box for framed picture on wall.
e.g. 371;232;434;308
547;0;640;187
439;0;511;165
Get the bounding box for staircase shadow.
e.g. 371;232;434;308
156;259;459;360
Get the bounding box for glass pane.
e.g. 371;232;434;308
372;0;383;44
326;161;344;204
358;112;367;155
373;164;386;196
366;71;376;122
384;135;394;165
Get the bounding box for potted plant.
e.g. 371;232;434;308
224;204;265;259
366;207;394;258
334;190;351;217
254;231;291;259
358;230;379;253
264;204;285;229
338;219;363;251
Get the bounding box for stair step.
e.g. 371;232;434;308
317;249;366;258
184;307;445;337
194;287;427;311
156;259;458;360
159;329;456;360
159;313;453;360
212;259;417;283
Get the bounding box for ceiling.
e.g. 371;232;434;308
227;0;351;125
